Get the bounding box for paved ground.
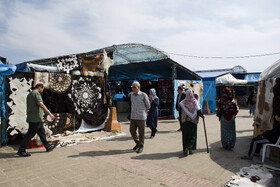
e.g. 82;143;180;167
0;108;261;186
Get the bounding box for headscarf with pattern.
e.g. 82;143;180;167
180;89;200;120
217;87;238;121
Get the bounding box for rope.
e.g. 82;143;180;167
166;51;280;59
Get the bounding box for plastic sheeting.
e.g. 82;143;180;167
259;59;280;80
112;43;168;65
244;73;260;83
0;62;17;117
195;70;230;78
108;58;201;81
216;73;248;85
0;62;17;144
200;78;216;113
27;63;58;72
173;80;203;118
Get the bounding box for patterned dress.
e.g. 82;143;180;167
217;88;238;149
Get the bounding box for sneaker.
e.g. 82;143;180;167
46;144;56;152
136;147;143;153
133;145;139;151
17;150;31;157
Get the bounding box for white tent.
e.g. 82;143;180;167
216;73;248;85
254;59;280;132
259;59;280;80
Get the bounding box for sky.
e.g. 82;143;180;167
0;0;280;72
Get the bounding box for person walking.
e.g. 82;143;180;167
179;89;204;156
146;88;159;139
176;85;186;131
216;87;238;150
247;91;256;116
130;81;150;153
17;83;56;157
241;114;280;160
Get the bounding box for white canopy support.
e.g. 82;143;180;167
216;73;247;85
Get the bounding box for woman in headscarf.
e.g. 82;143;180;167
216;87;238;150
179;90;204;156
146;88;159;139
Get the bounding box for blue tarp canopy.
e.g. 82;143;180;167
0;62;17;117
244;73;260;83
0;63;17;76
109;58;200;81
195;70;228;113
0;62;17;143
108;44;201;81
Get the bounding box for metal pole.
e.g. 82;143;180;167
202;117;209;153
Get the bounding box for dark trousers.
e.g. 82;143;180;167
130;119;145;148
178;109;182;129
247;135;270;157
19;122;49;151
150;127;157;137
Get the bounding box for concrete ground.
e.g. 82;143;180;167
0;108;262;186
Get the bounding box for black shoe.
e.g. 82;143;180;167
17;150;31;157
189;150;193;155
183;148;189;157
133;145;139;151
46;144;56;152
136;147;143;153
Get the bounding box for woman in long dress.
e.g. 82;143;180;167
146;88;159;139
216;87;238;150
179;90;203;156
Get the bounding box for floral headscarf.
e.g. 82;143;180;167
179;90;200;120
217;87;238;121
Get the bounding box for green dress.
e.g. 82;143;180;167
181;111;199;151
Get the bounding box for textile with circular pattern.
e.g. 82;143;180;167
49;73;72;94
43;113;78;135
67;75;108;126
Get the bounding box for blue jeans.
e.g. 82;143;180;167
249;105;256;116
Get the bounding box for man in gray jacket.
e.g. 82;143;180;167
130;81;150;153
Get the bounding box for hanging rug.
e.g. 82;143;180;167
67;75;108;124
49;73;72;94
44;113;77;135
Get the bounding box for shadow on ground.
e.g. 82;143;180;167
131;148;209;160
68;149;134;158
208;135;253;173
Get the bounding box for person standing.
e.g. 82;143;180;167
146;88;159;139
216;87;238;150
17;83;56;157
179;90;204;156
130;81;150;153
176;86;186;131
247;91;256;116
